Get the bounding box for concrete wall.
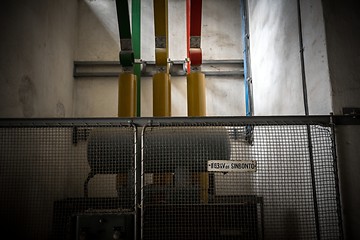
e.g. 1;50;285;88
322;1;360;239
0;127;123;238
248;0;360;238
246;0;340;238
1;0;358;238
248;0;331;115
74;0;245;117
0;0;78;117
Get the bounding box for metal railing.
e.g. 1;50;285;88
0;115;357;239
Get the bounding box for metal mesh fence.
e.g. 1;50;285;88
0;119;342;239
141;123;342;240
0;125;136;239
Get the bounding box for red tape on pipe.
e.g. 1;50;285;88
189;48;202;66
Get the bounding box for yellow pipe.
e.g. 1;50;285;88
118;72;137;117
187;71;206;116
187;71;207;203
154;0;169;71
153;72;171;116
153;0;167;37
155;48;168;67
199;172;209;203
117;72;136;190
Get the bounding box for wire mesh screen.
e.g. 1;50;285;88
141;123;342;240
0;124;136;240
0;119;342;240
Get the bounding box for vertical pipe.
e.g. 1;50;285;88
116;0;137;117
132;0;141;117
330;115;345;239
116;0;131;44
187;72;206;116
186;0;191;73
297;0;309;116
116;0;134;67
116;0;141;207
187;0;205;117
131;0;141;225
140;126;146;240
131;124;138;240
153;0;168;69
306;124;321;240
240;0;253;144
165;0;169;73
116;3;140;237
297;1;320;239
153;0;171;116
187;0;208;204
153;72;171;116
240;0;251;116
118;72;136;117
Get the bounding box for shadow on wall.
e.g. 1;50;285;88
77;0;120;60
18;75;36;117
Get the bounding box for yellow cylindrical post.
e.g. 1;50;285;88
118;72;137;117
187;71;207;203
187;71;206;116
199;172;209;203
153;72;171;116
155;48;168;67
117;72;136;191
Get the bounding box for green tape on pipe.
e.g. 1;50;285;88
153;0;169;70
153;0;167;37
132;0;141;116
120;51;134;67
116;0;131;40
132;0;141;60
134;64;141;116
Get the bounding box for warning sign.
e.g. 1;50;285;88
207;160;257;173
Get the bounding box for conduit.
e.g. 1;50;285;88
189;0;203;67
116;0;137;117
186;0;208;204
132;0;141;116
297;1;320;239
240;0;252;116
187;71;206;116
153;72;171;116
187;0;206;117
153;0;171;117
116;0;134;68
115;0;138;195
186;0;191;74
118;72;136;117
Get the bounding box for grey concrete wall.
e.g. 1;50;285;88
1;0;357;238
0;0;78;117
248;0;331;115
322;1;360;239
300;0;332;114
74;0;245;117
322;1;360;115
335;126;360;240
0;127;121;238
246;0;339;238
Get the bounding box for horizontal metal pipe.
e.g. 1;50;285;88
2;115;359;127
73;60;244;66
73;60;244;78
73;71;244;78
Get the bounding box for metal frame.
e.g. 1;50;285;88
1;115;359;127
1;115;356;239
73;60;244;78
131;122;139;240
140;123;148;240
135;115;350;239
